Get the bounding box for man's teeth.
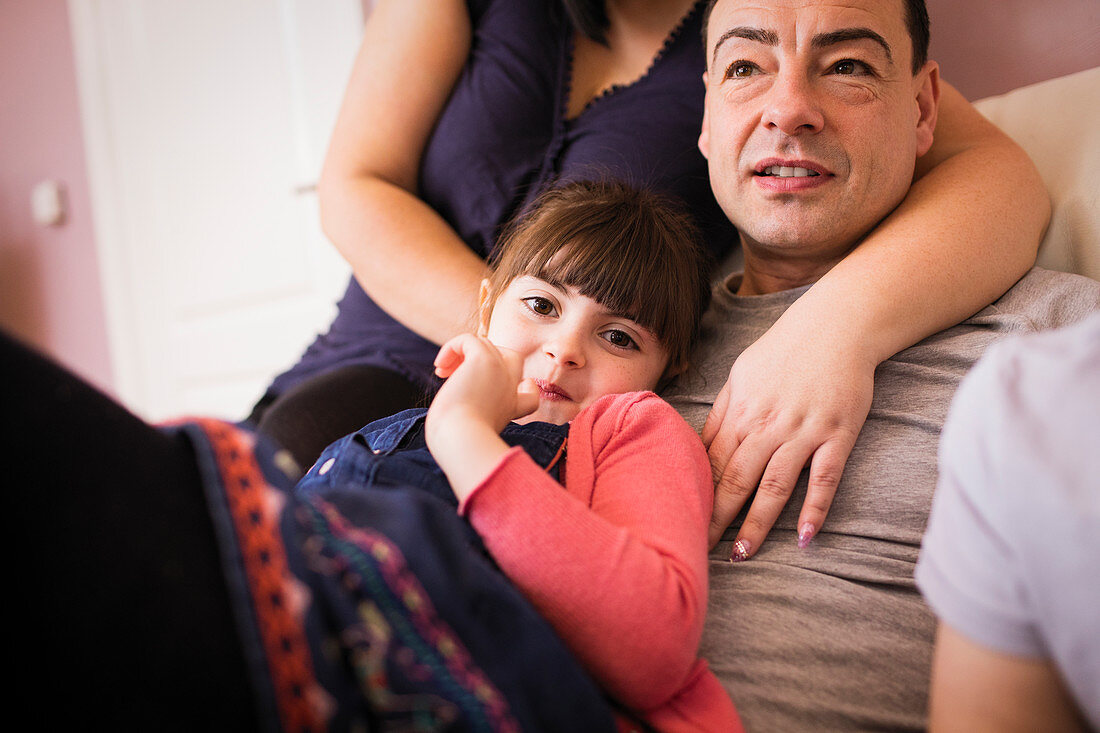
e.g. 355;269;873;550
762;166;819;177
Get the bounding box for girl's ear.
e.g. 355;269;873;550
476;279;494;336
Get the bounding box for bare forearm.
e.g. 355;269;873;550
930;624;1088;733
315;0;478;345
319;175;488;345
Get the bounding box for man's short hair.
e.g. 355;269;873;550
702;0;930;74
904;0;930;72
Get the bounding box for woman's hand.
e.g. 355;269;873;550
425;335;539;500
703;325;875;555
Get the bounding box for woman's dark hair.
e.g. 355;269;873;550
562;0;610;44
486;180;712;377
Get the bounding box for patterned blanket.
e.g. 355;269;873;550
177;418;618;732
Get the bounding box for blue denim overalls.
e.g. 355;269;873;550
288;409;618;731
298;408;569;507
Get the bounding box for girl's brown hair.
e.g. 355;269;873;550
484;180;712;377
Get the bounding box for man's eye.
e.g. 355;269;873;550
603;330;637;350
523;297;556;316
831;59;868;76
725;61;758;79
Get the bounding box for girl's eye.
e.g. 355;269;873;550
523;297;556;316
830;59;869;76
602;329;638;350
725;60;759;79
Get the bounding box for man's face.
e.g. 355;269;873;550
700;0;937;267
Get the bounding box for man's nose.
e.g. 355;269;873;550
760;69;824;136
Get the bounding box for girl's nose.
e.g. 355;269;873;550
544;335;585;368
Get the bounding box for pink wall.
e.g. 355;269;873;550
927;0;1099;100
0;0;114;393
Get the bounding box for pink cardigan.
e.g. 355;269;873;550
459;391;743;732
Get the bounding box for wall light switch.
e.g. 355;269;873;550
31;180;66;226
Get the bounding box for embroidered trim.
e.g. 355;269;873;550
195;418;328;732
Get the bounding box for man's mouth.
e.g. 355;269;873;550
751;159;831;191
759;165;820;178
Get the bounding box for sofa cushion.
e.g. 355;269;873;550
973;67;1100;282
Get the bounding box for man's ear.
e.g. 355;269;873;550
476;279;493;336
914;61;940;157
698;72;711;159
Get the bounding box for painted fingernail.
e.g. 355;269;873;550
729;538;752;562
798;522;817;549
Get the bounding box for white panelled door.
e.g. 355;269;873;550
70;0;362;421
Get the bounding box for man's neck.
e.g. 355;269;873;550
736;245;844;296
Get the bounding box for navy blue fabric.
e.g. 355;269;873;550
266;0;733;398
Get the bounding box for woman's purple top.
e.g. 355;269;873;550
268;0;735;396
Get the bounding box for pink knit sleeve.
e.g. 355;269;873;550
459;392;713;711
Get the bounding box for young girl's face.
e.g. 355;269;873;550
481;275;670;425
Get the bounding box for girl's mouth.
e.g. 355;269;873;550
534;379;571;401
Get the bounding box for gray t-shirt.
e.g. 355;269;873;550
662;267;1100;731
916;312;1100;728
